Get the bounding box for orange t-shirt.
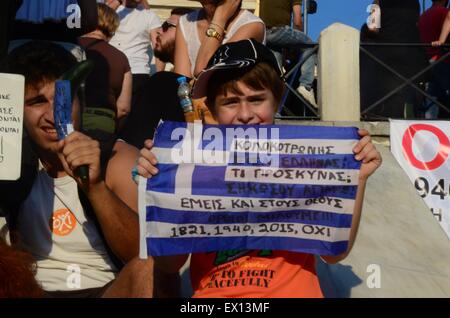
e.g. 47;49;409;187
190;250;323;298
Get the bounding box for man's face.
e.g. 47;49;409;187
24;81;80;153
213;81;276;125
154;14;180;64
105;0;122;10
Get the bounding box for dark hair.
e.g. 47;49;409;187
4;41;77;90
171;8;195;16
206;62;285;113
0;239;43;298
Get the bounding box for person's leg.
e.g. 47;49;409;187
101;256;181;298
266;26;316;90
433;62;450;108
266;26;317;106
102;257;154;298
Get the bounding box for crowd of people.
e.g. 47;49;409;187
2;0;448;298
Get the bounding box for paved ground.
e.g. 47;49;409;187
317;144;450;297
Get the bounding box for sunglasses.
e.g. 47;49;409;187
161;21;177;32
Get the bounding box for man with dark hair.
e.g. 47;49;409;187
0;41;163;297
154;8;194;65
119;8;193;149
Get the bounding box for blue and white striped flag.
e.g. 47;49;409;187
139;121;361;257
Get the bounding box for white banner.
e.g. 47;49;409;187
390;120;450;239
0;73;24;181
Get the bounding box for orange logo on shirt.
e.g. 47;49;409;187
50;209;77;236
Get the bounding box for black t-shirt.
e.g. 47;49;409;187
119;71;186;149
378;0;421;43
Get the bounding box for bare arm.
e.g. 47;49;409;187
116;70;132;127
58;133;140;262
433;11;450;46
321;130;382;264
193;21;265;77
174;23;193;77
292;3;302;31
136;139;190;273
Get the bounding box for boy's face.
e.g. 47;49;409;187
24;80;80;153
213;81;276;125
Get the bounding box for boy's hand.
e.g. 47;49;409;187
136;139;159;179
57;132;102;189
353;129;382;181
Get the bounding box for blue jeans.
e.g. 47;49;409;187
421;61;450;118
266;26;316;90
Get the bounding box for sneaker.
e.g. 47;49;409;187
297;85;317;108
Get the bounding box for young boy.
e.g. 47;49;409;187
137;39;382;297
0;41;173;297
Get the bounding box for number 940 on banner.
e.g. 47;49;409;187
414;177;449;200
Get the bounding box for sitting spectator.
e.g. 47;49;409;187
259;0;317;107
0;41;169;298
154;8;194;68
174;0;265;78
418;0;450;118
79;3;132;143
119;8;195;149
137;39;382;298
108;0;162;111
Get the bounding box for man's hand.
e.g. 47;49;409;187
57;132;102;190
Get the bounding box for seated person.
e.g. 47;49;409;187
79;3;132;142
0;41;175;298
174;0;265;78
259;0;318;107
136;39;382;297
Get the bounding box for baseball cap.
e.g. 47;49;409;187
191;38;283;99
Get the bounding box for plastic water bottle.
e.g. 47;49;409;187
177;76;193;113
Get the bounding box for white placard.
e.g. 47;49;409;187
390;120;450;240
0;73;24;180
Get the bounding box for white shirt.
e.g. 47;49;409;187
179;10;266;75
17;166;117;291
110;6;161;75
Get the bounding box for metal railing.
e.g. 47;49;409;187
360;42;450;121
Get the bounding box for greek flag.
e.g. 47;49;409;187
139;121;361;257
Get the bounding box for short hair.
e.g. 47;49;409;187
97;3;120;38
206;62;285;113
170;8;194;16
4;41;77;90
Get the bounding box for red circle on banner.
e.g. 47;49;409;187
402;124;450;170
